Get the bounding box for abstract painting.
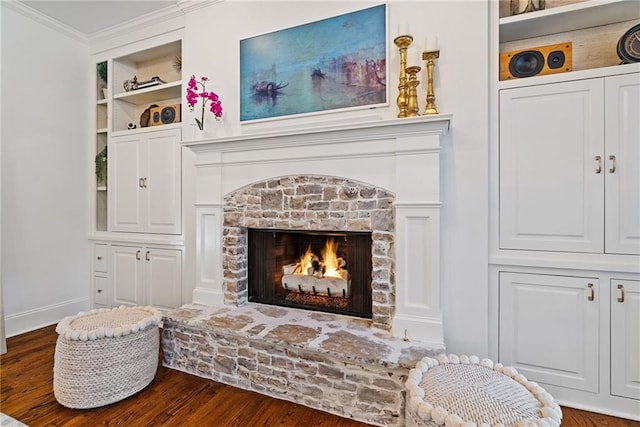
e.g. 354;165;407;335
240;4;387;122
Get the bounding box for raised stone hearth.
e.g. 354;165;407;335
162;304;445;426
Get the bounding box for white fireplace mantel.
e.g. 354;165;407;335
184;115;452;345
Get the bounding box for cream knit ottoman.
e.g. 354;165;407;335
53;306;162;409
405;354;562;427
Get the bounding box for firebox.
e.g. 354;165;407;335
248;229;373;318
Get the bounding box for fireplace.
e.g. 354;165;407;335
185;116;450;344
248;228;373;318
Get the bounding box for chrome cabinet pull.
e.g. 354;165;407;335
617;284;625;303
609;155;616;173
145;250;150;261
139;178;144;188
595;156;602;174
97;289;103;293
587;283;594;301
97;256;102;260
136;250;141;261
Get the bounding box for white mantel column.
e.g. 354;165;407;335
392;133;443;344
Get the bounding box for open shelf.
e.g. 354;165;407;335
499;0;640;42
113;80;182;105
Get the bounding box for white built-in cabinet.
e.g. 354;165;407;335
112;245;182;311
610;279;640;401
500;72;639;255
493;2;640;418
499;272;599;393
109;127;182;234
90;31;184;312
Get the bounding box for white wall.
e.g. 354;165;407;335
0;0;490;354
1;4;91;336
182;0;490;354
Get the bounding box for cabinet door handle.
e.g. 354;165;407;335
594;156;602;174
136;250;141;261
139;178;144;188
97;256;102;260
608;155;616;173
145;250;150;261
617;284;625;303
97;289;103;293
587;283;594;301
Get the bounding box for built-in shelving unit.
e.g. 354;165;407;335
95;61;109;232
492;0;640;420
89;32;184;311
112;40;182;132
499;0;640;42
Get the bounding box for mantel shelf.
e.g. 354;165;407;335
183;114;452;154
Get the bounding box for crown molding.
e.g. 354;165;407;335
176;0;225;14
87;4;186;47
5;1;88;44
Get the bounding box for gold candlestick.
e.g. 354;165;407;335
422;50;440;115
394;35;413;118
405;65;421;117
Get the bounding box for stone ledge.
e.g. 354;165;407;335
161;304;445;426
163;303;444;369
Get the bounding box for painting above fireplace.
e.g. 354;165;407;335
248;228;373;318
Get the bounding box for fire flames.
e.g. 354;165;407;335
282;238;350;298
297;239;343;278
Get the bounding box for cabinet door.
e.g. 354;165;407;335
110;134;145;232
605;73;640;255
499;79;605;252
499;272;599;392
144;129;181;234
111;245;144;306
144;248;182;310
611;279;640;400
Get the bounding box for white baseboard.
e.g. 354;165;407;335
4;297;90;337
192;287;224;307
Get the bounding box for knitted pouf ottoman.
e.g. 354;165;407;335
53;306;162;409
405;354;562;427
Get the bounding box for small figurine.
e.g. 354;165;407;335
123;75;138;92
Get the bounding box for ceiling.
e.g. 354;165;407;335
21;0;179;35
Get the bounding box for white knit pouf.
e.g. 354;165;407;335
405;354;562;427
53;306;162;409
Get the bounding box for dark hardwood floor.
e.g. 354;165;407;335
1;325;638;426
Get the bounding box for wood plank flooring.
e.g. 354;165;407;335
1;325;638;427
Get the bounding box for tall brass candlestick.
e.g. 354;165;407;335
422;50;440;115
394;35;413;118
405;65;421;117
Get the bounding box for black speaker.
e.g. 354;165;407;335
150;104;181;126
500;42;572;81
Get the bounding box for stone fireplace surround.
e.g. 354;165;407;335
223;175;394;328
163;116;451;425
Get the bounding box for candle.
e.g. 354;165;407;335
425;36;438;51
398;23;410;36
408;46;420;66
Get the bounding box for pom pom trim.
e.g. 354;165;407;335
55;305;162;341
404;353;562;427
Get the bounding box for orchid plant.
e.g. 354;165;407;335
186;75;223;130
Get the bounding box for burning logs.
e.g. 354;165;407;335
282;239;351;298
282;266;351;298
